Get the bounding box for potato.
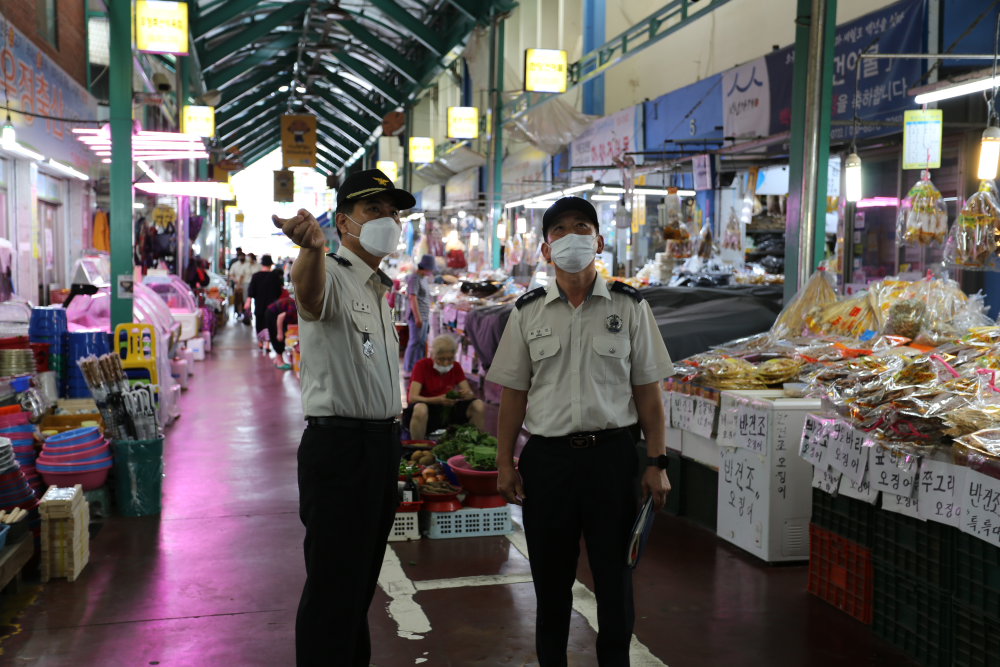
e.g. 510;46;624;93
410;451;424;461
418;455;435;466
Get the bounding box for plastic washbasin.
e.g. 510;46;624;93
44;426;100;447
446;455;516;508
37;454;112;473
38;462;111;491
43;434;104;452
419;490;463;512
39;441;106;459
0;414;29;428
38;447;110;465
0;425;34;435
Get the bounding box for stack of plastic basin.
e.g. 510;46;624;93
0;437;39;515
66;331;110;399
29;307;67;397
0;410;40;497
37;426;111;491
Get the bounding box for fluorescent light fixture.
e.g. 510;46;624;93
855;196;898;208
450;217;458;224
1;121;14;150
133;202;145;209
602;187;625;194
523;202;553;208
504;197;534;208
458;210;466;218
469;231;479;246
845;152;862;203
915;75;999;105
562;183;595;194
978;126;1000;180
134;181;235;199
496;222;507;238
296;86;307;93
591;194;619;201
516;217;527;234
534;190;563;200
9;143;43;161
47;159;89;180
279;85;289;92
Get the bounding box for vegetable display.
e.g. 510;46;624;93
432;424;496;461
439;388;461;423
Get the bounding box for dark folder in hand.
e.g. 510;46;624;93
627;495;655;569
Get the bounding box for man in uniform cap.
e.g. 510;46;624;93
272;169;415;667
487;196;674;667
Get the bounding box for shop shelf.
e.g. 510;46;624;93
873;506;954;592
807;523;872;624
421;505;512;539
811;487;875;547
954;531;1000;621
872;561;952;667
388;511;420;542
953;600;1000;667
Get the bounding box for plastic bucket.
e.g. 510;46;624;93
111;438;163;517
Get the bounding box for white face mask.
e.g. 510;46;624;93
345;214;401;258
547;233;597;273
434;363;452;374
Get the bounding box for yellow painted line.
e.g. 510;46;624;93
0;584;43;655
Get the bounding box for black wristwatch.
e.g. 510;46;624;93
647;455;669;469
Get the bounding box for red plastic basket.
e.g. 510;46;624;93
397;501;423;513
808;523;873;624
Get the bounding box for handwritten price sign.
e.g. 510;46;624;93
839;469;877;504
690;396;717;438
670;393;694;431
812;466;842;495
883;491;922;520
716;398;739;448
869;443;917;498
961;469;1000;547
827;420;869;485
917;459;966;528
735;400;768;453
798;414;829;469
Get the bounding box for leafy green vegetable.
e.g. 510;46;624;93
465;444;498;471
432;424;497;463
440;389;462;423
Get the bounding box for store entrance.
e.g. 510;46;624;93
38;200;62;305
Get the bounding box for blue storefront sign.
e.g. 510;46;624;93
643;74;724;155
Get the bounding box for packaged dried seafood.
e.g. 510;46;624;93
721;208;741;250
805;290;879;339
771;269;837;338
897;172;949;246
884;299;926;339
944;180;1000;270
755;358;803;385
659;193;687;241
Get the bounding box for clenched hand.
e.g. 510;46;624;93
272;209;325;250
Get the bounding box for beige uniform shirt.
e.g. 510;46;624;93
486;278;673;437
296;246;401;420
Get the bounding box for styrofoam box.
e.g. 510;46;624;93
186;337;205;361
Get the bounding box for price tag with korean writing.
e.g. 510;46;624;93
917;459;966;528
827;421;869;485
690;396;716;438
735;400;768;453
720;447;761;528
716;397;739;448
812;466;842;495
869;444;918;498
883;491;923;520
660;386;671;427
799;414;829;469
961;469;1000;547
839;469;877;503
670;393;694;431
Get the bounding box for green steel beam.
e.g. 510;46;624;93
312;87;378;133
316;150;342;171
309;104;367;147
216;81;284;127
201;2;307;67
446;0;477;22
193;0;276;39
242;141;281;168
316;134;354;160
325;74;388;119
221;105;285;146
217;59;294;108
334;20;419;84
109;0;132;329
327;51;403;105
317;142;347;166
240;136;280;163
205;32;299;90
501;0;735;123
366;0;445;56
239;128;281;159
491;19;503;269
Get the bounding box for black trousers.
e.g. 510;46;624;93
519;431;640;667
296;424;402;667
266;309;286;356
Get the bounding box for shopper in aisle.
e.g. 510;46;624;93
487;197;674;667
228;246;244;270
271;168;414;667
245;255;284;348
403;333;485;439
228;250;250;319
403;254;434;378
266;295;298;370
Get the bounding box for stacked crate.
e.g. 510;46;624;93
953;532;1000;667
39;485;90;583
807;488;876;624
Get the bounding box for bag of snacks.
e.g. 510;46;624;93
721;208;741;250
659;193;686;241
697;223;713;260
944;180;1000;270
896;172;948;246
771;269;837;338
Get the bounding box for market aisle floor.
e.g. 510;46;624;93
0;322;920;666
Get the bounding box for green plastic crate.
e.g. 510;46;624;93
873;507;955;592
811;487;875;547
953;600;1000;667
872;561;952;667
954;532;1000;621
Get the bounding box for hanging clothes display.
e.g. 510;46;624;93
92;210;110;251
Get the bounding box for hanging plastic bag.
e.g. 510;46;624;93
896;172;948;246
658;193;686;241
771;269;837;338
697;223;714;260
944;180;1000;270
721;208;741;250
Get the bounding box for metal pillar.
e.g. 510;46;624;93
403;106;411;192
490;18;505;270
784;0;836;300
109;0;134;330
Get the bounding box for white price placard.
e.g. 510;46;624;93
812;466;842;495
869;444;917;498
883;491;923;520
670;393;694;431
660;387;671;427
827;420;868;485
798;414;829;469
716;402;738;448
917;459;966;527
839;469;877;504
961;469;1000;546
735;400;768;453
690;396;717;438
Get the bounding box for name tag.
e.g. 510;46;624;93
353;300;373;314
528;326;552;341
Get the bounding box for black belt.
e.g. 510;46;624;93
306;416;400;432
544;427;628;448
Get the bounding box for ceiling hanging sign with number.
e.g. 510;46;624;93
902;109;943;170
524;49;568;93
274;171;294;203
135;0;189;56
409;137;434;164
150;205;176;228
181;105;215;138
447;107;479;140
280;115;317;169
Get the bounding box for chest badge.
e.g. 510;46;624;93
606;314;623;334
362;333;375;358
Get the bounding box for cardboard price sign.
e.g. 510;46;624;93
827;420;869;485
917;459;966;528
670;393;694;431
839;469;877;504
961;469;1000;546
690;396;716;438
798;414;828;469
869;444;918;498
735;400;768;453
812;466;842;495
883;491;923;520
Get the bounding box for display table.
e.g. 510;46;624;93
0;536;34;594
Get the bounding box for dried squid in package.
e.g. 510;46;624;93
897;172;948;246
944;180;1000;270
771;270;837;338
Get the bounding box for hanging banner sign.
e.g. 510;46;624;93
524;49;568;93
692;155;712;191
280;115;317;168
181;105;215;138
274;170;295;203
902;109;943;170
447;107;479;140
135;0;189;56
722;56;770;148
569;105;643;181
376;161;398;182
409;137;434;163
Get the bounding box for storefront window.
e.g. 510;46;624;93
36;0;58;47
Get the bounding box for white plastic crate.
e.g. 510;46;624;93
388;512;421;542
422;506;513;539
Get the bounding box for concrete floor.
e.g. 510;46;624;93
0;323;920;666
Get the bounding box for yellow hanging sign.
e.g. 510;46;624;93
524;49;568;93
447;107;479;139
135;0;189;56
409;137;434;164
181;105;215;138
274;171;295;203
281;115;318;169
376;161;398;182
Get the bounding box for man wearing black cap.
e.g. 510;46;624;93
271;169;414;667
486;196;674;667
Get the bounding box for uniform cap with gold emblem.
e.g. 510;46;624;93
336;168;416;210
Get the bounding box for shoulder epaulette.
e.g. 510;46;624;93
515;287;547;310
328;253;351;266
609;280;643;303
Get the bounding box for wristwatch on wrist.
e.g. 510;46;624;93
647;455;669;469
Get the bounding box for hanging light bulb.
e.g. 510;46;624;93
516;217;527;234
496;222;507;239
448;229;459;244
978;126;1000;180
845;152;862;203
2;116;14;150
470;231;479;246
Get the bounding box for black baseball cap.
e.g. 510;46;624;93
337;168;416;210
542;197;599;240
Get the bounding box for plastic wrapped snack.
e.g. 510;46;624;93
721;208;741;250
944;180;1000;270
884;298;927;339
659;193;687;241
697;223;713;260
771;269;837;338
897;173;948;246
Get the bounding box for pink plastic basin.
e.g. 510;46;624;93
38;444;109;464
0;413;28;428
446;455;518;509
38;466;110;491
42;436;105;455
